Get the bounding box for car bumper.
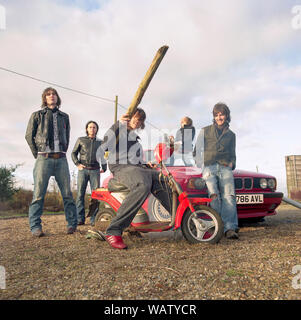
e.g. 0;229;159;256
188;192;284;219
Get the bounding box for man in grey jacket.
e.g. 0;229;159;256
25;87;77;237
96;108;172;250
194;102;239;239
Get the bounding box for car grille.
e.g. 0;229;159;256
244;178;252;189
234;178;252;190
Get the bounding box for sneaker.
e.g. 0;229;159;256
86;230;106;241
67;227;76;234
105;234;128;249
225;229;239;239
77;221;85;226
32;229;45;237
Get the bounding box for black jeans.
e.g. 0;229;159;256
106;165;172;236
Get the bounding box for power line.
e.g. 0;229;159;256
0;65;163;132
0;66;115;103
116;101;162;132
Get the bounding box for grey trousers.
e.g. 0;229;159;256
106;165;172;236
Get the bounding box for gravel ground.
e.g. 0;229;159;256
1;204;301;300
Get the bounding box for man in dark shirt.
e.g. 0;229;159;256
96;108;172;249
170;116;195;166
25;87;77;237
194;102;238;239
72;121;107;226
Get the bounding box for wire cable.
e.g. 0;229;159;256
0;66;164;132
0;66;115;103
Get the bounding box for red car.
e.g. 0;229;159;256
100;150;283;223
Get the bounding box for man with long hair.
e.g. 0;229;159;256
72;120;107;226
96;109;172;249
194;102;239;239
25;87;77;237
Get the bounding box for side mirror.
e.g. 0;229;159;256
154;143;174;163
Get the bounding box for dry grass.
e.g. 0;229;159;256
1;204;301;300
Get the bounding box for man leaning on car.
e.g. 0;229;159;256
193;102;239;239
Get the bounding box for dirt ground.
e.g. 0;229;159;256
1;204;301;300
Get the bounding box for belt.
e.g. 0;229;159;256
83;166;100;170
40;152;66;159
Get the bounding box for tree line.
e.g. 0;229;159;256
0;164;88;215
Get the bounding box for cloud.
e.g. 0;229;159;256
0;0;300;195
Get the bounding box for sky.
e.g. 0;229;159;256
0;0;301;195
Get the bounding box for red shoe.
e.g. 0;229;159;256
105;235;128;249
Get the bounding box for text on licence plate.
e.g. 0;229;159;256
236;194;264;204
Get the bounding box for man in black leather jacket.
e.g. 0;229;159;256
71;121;107;225
25;87;77;237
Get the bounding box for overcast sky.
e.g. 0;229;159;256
0;0;301;195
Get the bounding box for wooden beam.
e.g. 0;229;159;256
127;45;169;117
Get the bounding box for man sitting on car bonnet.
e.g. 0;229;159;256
193;102;239;239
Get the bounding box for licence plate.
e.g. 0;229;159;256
236;194;264;204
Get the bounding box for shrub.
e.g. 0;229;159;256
0;164;20;202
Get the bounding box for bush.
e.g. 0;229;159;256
0;164;20;202
9;189;33;211
0;189;91;214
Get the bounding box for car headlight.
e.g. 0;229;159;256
259;178;267;189
267;179;276;190
187;178;206;190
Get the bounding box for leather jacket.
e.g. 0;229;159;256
72;136;107;171
25;108;70;158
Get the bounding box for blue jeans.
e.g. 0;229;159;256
28;155;77;233
76;168;100;224
202;163;238;233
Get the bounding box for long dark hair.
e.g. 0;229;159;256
134;108;146;130
41;87;61;108
85;121;99;135
212;102;231;123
